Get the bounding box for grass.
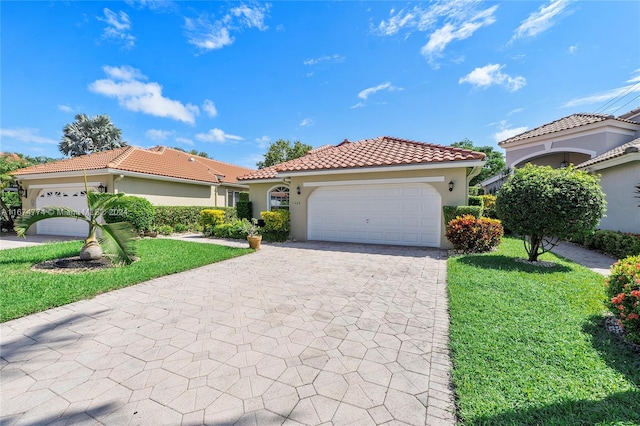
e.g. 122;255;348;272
0;239;252;322
448;236;640;426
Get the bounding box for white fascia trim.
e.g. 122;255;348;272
580;153;640;172
221;183;250;190
15;169;111;181
279;161;485;178
303;176;445;187
237;178;283;184
27;182;103;189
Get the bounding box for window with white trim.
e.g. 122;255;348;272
269;186;290;211
227;190;240;207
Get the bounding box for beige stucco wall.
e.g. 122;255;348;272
597;161;640;233
114;176;222;206
248;167;472;248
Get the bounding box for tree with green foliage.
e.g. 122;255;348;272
495;164;606;261
0;153;56;229
257;139;313;169
172;147;211;158
59;113;127;157
450;139;506;186
15;176;137;264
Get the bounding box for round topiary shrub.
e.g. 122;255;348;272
605;255;640;344
445;214;503;253
103;195;155;233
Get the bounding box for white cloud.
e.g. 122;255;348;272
195;128;243;143
568;44;578;54
255;135;271;148
303;54;346;66
89;65;200;124
350;102;365;109
231;4;269;30
508;107;524;115
98;8;135;49
0;128;57;145
184;4;270;52
358;82;399;100
145;129;173;141
512;0;572;41
459;64;526;92
421;6;498;64
494;126;528;142
203;99;218;117
175;136;194;146
562;69;640;108
376;1;498;66
299;118;314;127
58;105;73;112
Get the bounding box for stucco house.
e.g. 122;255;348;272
482;108;640;233
11;146;254;237
238;136;486;249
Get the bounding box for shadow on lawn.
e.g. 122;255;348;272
455;254;572;274
467;390;640;425
583;315;640;387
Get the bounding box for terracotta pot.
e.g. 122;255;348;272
247;235;262;250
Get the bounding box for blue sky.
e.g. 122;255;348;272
1;0;639;169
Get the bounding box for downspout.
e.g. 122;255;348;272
113;174;125;194
466;165;483;203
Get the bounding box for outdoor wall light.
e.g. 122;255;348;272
98;183;107;193
17;183;27;198
448;180;454;192
296;186;301;195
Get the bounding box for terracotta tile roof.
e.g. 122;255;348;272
499;113;640;146
11;146;254;185
577;138;640;168
238;136;485;181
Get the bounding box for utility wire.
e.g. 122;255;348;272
593;81;640;114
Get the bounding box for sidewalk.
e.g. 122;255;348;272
550;241;616;276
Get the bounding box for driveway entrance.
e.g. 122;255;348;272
1;241;455;425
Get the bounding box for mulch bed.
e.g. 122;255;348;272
32;256;114;274
604;315;640;353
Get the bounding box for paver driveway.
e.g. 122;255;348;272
0;241;454;425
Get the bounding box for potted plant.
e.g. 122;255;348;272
242;218;262;250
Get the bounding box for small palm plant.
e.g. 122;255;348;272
14;177;137;265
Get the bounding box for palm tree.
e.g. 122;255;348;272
59;113;127;157
14;178;137;265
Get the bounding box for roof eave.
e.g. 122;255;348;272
578;152;640;172
499;119;640;148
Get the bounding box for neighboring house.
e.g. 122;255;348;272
238;136;486;249
11;146;254;237
482;108;640;233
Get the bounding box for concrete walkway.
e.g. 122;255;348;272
0;241;454;425
550;241;616;276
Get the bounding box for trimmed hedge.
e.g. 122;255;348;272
481;194;498;219
237;192;252;221
443;205;483;227
468;186;485;196
468;195;484;210
261;209;290;242
152;206;235;231
577;229;640;259
200;209;226;227
104;195;155;232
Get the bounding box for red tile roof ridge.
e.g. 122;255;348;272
107;146;139;168
499;112;640;145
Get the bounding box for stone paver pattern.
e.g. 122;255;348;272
1;241;454;425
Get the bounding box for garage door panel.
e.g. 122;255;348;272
36;188;89;237
308;183;441;247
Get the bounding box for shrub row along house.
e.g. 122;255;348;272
12;137;486;249
10;146;253;237
482;108;640;234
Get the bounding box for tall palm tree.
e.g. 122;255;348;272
59;113;128;157
14;178;137;265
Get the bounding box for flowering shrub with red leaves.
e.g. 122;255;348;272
446;215;503;253
605;255;640;344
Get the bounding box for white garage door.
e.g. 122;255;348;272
35;188;89;237
308;183;441;247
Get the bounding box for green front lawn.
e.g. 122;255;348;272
1;239;252;322
448;236;640;425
